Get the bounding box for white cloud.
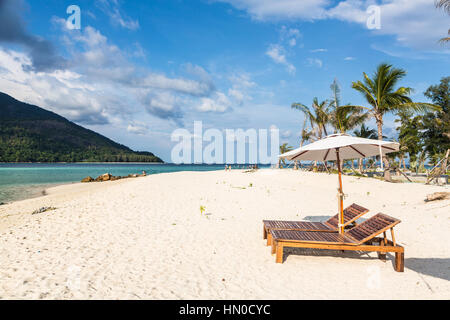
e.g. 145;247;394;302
183;63;214;85
0;48;117;125
228;88;245;102
0;21;238;126
197;92;231;113
127;121;149;135
280;26;302;47
226;73;256;105
266;45;287;64
311;48;327;53
306;58;323;68
344;56;356;60
131;42;146;59
219;0;450;50
266;44;296;74
143;91;183;120
229;73;256;89
140;73;214;97
96;0;140;30
327;0;450;49
218;0;328;20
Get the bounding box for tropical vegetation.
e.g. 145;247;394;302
279;143;293;167
436;0;450;42
289;63;448;181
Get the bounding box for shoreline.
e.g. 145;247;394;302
0;163;236;204
1;166;448;206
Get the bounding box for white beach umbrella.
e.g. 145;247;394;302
279;133;400;234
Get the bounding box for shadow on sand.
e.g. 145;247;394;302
282;249;449;281
404;258;450;282
302;215;332;222
302;215;368;224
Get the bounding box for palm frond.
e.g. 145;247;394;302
436;0;450;14
330;78;341;108
354;123;378;139
351;81;377;107
399;102;442;113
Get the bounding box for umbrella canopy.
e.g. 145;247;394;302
279;133;400;234
279;133;400;162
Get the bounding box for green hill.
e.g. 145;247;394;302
0;92;163;163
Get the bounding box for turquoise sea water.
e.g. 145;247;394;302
0;163;268;204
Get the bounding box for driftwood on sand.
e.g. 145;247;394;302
425;192;450;202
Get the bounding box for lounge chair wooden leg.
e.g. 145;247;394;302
266;232;272;246
275;243;283;263
271;240;276;255
263;225;267;240
395;252;404;272
378;241;386;262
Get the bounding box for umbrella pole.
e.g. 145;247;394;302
335;148;344;234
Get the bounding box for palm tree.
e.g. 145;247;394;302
292;98;331;171
436;0;450;42
279;143;293;168
330;79;368;133
354;123;378;139
330;78;342;133
299;118;310;147
332;106;368;134
353;124;378;172
349;63;441;181
292;97;331;141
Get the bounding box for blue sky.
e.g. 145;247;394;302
0;0;449;161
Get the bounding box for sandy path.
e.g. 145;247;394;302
0;169;449;299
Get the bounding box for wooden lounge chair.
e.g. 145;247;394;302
270;213;404;272
263;203;369;246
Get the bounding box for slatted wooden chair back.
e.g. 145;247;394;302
345;213;401;244
325;203;369;229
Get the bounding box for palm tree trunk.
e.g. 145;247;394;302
376;116;392;182
358;158;363;173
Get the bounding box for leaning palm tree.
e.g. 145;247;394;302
299;118;311;147
279;143;293;168
291;98;331;171
292;97;331;141
348;63;441;181
332;105;368;134
436;0;450;42
329;79;368;133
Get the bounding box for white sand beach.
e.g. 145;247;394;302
0;169;449;299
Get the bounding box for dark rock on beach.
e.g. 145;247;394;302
81;172;148;183
81;176;94;183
